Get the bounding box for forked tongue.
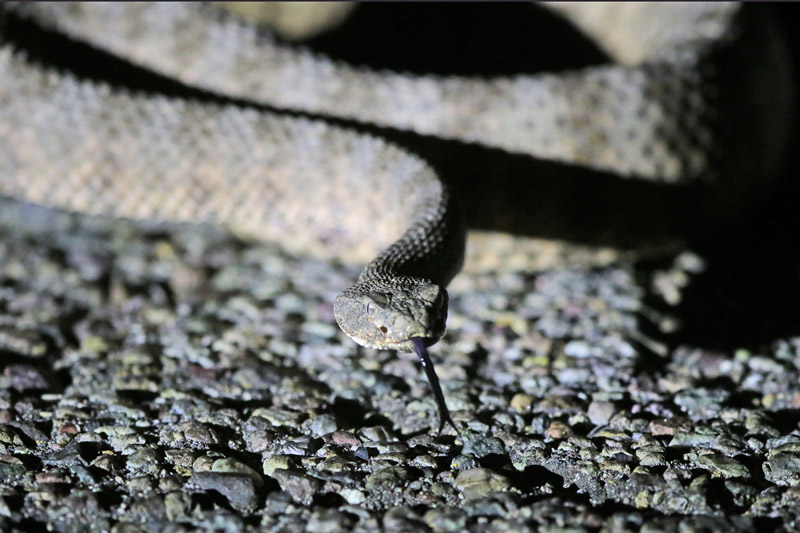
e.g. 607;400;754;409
411;337;460;436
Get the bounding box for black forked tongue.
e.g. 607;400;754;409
411;337;460;436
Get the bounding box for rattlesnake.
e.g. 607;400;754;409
0;3;793;432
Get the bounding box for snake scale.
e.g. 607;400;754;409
0;3;794;433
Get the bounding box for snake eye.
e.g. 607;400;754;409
379;326;388;334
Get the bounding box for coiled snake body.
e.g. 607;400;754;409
0;3;793;432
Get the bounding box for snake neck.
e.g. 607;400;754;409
359;183;466;289
334;181;464;353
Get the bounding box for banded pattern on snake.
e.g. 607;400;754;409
0;3;793;432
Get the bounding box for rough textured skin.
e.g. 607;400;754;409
0;45;464;352
6;2;792;185
0;2;794;353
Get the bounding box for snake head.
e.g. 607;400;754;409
333;276;448;352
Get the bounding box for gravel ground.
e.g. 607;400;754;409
2;188;800;533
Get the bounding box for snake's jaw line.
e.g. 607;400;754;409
333;276;448;352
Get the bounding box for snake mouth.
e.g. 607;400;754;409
389;330;442;352
405;335;438;348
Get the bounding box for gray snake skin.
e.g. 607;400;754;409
0;3;794;432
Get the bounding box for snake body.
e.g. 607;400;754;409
0;3;793;431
